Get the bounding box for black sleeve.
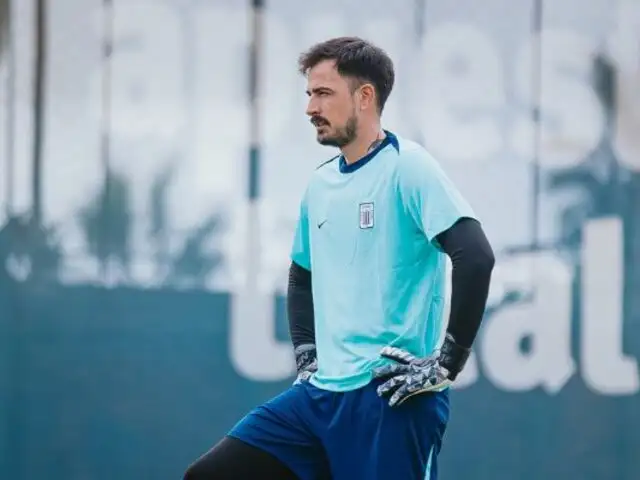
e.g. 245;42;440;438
286;261;315;349
436;218;495;350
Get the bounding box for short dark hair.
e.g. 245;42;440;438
298;36;395;113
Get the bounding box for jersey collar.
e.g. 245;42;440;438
338;130;400;174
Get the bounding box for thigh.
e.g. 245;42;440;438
183;435;299;480
228;384;331;480
327;383;450;480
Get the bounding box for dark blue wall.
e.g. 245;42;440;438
1;273;639;479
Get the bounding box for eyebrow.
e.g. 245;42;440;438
305;86;334;96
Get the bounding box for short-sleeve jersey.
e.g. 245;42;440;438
290;131;476;392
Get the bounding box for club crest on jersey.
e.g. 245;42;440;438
359;202;374;229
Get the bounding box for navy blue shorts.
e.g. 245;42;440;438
228;379;450;480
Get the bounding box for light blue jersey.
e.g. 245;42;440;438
290;131;476;392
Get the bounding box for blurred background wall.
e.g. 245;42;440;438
0;0;639;478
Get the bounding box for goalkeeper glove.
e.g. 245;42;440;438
293;344;318;384
372;333;471;407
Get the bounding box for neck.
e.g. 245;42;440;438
341;123;384;165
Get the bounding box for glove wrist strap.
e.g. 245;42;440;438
294;343;317;374
438;333;471;381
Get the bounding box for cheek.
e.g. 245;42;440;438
325;100;351;124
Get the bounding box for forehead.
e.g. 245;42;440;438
306;59;349;90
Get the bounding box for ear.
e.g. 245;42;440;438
358;83;376;111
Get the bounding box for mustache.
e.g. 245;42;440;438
311;116;330;127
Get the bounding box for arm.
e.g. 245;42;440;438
374;152;495;405
397;152;495;378
287;262;315;348
287;261;317;377
435;218;495;379
287;189;317;380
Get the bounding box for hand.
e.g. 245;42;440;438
293;344;318;384
373;347;452;407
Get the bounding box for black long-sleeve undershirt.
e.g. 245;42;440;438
436;217;495;349
287;217;495;352
287;262;315;349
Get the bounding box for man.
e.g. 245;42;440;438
184;36;495;480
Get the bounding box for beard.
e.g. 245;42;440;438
314;114;358;148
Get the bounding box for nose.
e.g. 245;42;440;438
306;97;320;117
